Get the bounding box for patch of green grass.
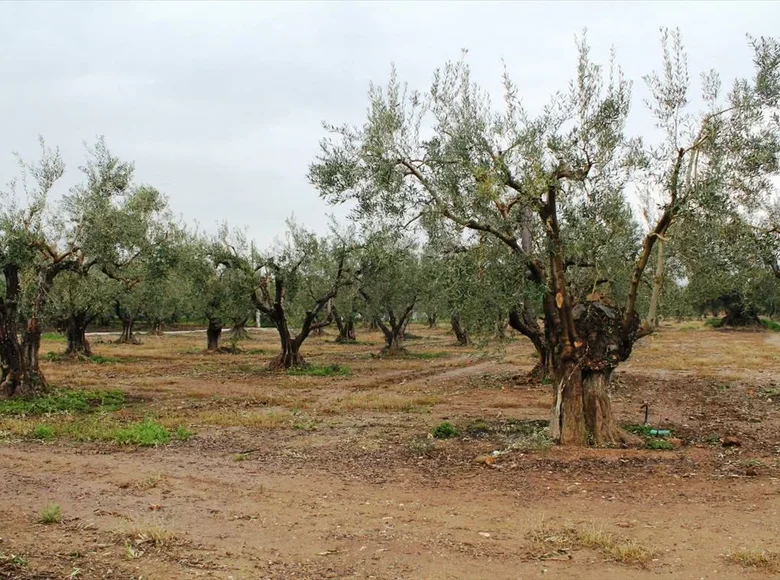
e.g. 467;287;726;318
0;389;126;416
39;503;62;524
760;386;780;399
44;352;131;364
89;354;124;364
508;429;553;451
60;416;123;442
124;542;143;560
761;318;780;332
0;553;27;568
134;474;162;490
174;426;192;441
292;420;318;431
646;438;675;450
705;318;723;328
233;363;267;375
181;347;205;355
31;425;55;440
406;351;448;360
432;421;458;439
624;424;654;437
244;348;266;355
287;364;351;377
113;418;170;447
41;332;65;341
704;432;721;445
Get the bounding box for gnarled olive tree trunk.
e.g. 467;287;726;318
149;319;164;336
206;318;222;351
269;333;307;370
377;303;415;356
230;316;251;341
332;305;357;343
265;309;326;370
115;302;140;344
0;265;48;397
542;184;645;447
450;313;470;346
252;271;337;370
719;292;762;328
509;306;552;378
557;301;642;446
64;313;93;357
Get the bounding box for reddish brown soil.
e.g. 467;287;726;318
1;324;779;579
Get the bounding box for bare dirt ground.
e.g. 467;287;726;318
1;323;779;579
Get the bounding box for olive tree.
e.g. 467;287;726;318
0;141;78;395
58;138;173;346
310;31;780;445
422;231;530;347
677;208;780;326
255;224;352;368
215;221;352;369
183;231;255;352
355;230;425;355
46;269;115;356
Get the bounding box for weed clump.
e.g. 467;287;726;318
726;550;780;572
113;419;170;446
31;425;55;440
174;426;193;441
39;503;62;524
116;525;175;548
432;421;458;439
761;318;780;332
288;364;351;377
645;438;675;450
0;389;126;416
406;351;447;360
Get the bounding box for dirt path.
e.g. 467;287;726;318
2;444;779;580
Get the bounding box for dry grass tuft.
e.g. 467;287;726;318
136;474;162;490
190;409;292;428
331;392;441;413
116;525;176;548
528;522;655;567
726;550;780;572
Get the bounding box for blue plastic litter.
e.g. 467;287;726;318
649;429;671;436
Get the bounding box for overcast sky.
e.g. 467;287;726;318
1;1;778;246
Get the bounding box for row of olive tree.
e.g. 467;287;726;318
4;31;777;449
